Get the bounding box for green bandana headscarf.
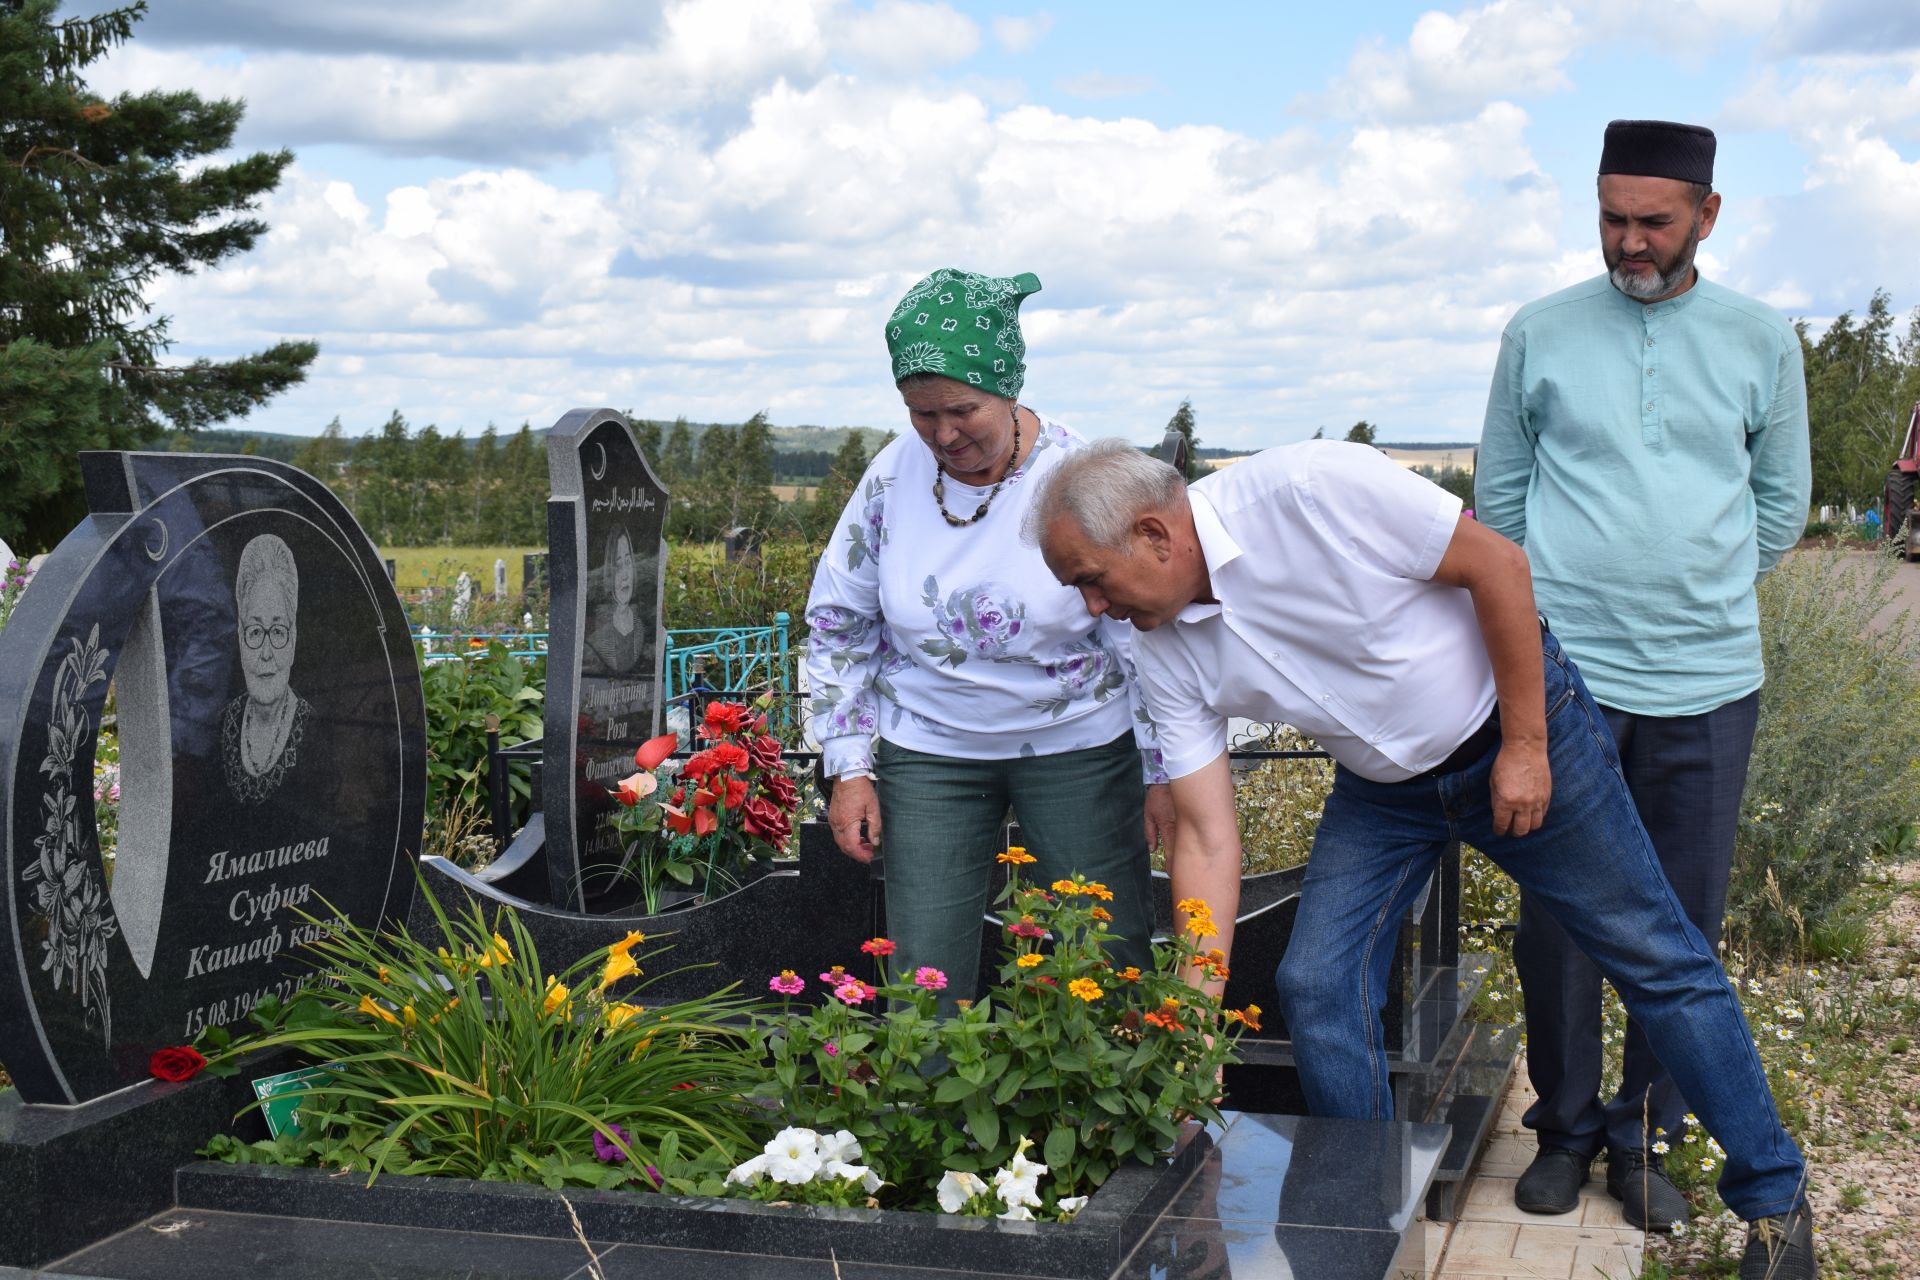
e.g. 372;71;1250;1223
885;268;1043;398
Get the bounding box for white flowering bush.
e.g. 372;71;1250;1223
935;1138;1090;1223
725;1127;884;1208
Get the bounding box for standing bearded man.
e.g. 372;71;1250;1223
1475;120;1811;1236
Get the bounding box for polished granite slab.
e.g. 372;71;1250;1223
15;1111;1448;1280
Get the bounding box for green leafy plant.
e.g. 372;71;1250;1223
418;640;544;862
745;860;1252;1212
204;891;770;1189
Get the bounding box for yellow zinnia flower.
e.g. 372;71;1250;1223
996;847;1037;865
1083;882;1114;902
1068;978;1103;1002
1015;953;1044;969
1051;878;1082;895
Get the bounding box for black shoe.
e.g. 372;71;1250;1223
1740;1204;1815;1280
1606;1147;1691;1232
1514;1145;1591;1215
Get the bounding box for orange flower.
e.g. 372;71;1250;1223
357;993;399;1026
1224;1004;1263;1032
1186;915;1220;940
1175;897;1211;918
634;733;678;770
1083;881;1114;902
1089;906;1112;923
1050;878;1081;895
996;847;1037;865
1116;966;1142;982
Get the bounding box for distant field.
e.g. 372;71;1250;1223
1208;444;1476;474
382;546;540;594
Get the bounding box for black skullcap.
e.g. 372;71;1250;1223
1598;120;1715;185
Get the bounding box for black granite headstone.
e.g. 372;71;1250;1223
540;410;668;911
0;452;425;1103
521;552;549;613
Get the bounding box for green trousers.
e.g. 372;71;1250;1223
873;732;1153;1013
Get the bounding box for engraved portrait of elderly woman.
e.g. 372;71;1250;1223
221;533;314;804
584;524;646;675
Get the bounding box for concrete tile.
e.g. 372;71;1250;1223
1577;1194;1634;1230
1503;1234;1578;1275
1572;1242;1642;1279
1447;1221;1519;1254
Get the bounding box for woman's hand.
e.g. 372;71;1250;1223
828;776;884;863
1143;782;1176;853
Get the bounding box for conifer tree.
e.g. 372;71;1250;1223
0;0;318;550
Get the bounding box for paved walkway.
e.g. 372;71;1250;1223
1422;1064;1646;1279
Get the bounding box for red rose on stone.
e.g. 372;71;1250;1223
742;795;791;845
745;734;782;771
762;770;798;809
149;1046;207;1082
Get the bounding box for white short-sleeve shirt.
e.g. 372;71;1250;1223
1133;441;1498;783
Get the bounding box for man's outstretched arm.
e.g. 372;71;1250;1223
1430;514;1549;837
1167;750;1242;998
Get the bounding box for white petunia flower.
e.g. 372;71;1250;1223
726;1154;770;1186
937;1170;989;1214
765;1127;824;1184
822;1160;883;1193
1056;1195;1089;1220
997;1204;1035;1221
993;1168;1043;1209
815;1130;863;1164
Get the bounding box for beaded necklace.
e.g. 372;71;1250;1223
932;403;1022;528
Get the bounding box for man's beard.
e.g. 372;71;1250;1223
1608;218;1701;301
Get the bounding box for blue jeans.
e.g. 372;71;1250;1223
1274;632;1806;1220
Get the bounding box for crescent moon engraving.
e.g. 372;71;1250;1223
143;518;168;562
590;441;608;481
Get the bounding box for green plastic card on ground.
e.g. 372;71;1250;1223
251;1065;332;1139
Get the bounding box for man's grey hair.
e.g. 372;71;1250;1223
1024;438;1188;552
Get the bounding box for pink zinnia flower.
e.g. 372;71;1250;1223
860;937;896;957
768;970;805;996
823;1041;839;1057
1007;916;1045;939
833;979;876;1006
913;967;948;991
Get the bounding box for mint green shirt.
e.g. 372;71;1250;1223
1476;274;1810;716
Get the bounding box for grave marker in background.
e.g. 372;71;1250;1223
0;452;424;1103
494;558;508;602
540;410;668;911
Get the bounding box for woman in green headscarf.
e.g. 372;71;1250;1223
803;268;1174;1011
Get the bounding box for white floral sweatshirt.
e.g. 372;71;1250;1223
804;414;1167;782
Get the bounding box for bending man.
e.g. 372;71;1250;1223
1029;437;1813;1280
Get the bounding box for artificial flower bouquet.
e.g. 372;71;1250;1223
605;697;802;912
718;856;1258;1218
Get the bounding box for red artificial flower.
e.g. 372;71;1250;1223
681;750;717;781
670;786;686;806
762;770;798;810
149;1046;207;1082
703;701;750;734
722;775;749;810
634;733;678;771
745;734;783;771
710;741;750;772
663;804;718;837
691;787;719;810
742;795;791;845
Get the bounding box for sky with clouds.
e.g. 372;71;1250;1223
89;0;1920;449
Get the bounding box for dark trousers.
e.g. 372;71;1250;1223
1515;690;1761;1156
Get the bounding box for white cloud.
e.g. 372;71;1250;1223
992;13;1053;54
834;1;979;71
1307;0;1579;122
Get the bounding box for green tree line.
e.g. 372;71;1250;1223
1802;289;1920;506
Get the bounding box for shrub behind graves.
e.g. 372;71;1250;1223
418;641;544;863
663;538;818;641
1731;551;1920;955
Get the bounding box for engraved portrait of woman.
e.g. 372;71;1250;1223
584;524;646;675
221;533;314;804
